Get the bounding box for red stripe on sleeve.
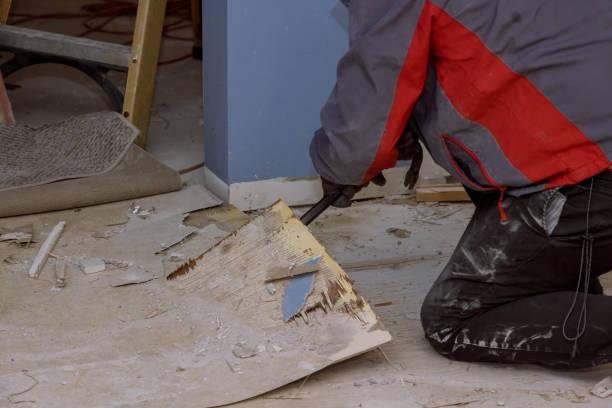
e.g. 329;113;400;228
360;2;434;185
428;3;610;187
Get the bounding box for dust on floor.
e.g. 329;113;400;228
1;195;611;407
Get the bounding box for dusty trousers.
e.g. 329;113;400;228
421;171;612;368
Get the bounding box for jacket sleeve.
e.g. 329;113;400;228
310;0;432;186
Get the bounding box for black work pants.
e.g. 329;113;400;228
421;171;612;368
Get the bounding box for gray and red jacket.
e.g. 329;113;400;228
310;0;612;212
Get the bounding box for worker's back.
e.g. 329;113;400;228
312;0;612;195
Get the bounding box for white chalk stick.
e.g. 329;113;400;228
28;221;66;279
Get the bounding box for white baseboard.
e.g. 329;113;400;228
204;151;452;211
228;167;415;211
204;165;454;211
203;166;229;203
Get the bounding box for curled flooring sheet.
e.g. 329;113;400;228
0;144;182;218
168;200;392;407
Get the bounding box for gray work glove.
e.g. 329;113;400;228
321;173;386;208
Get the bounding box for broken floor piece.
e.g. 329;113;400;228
167;200;391;407
107;267;155;287
90;184;221;277
0;224;33;243
591;377;612;399
54;258;66;288
79;258;106;274
28;221;65;278
282;255;322;322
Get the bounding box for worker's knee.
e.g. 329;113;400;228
420;290;457;353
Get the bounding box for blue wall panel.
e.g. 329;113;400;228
204;0;349;184
203;0;229;181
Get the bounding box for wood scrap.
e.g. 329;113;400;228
341;253;449;272
91;231;111;239
107;267;154;287
416;184;470;202
144;309;166;319
54;258;66;288
0;224;33;244
3;254;19;264
28;221;65;278
265;263;320;282
0;24;132;69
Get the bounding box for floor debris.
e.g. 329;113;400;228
129;202;156;219
105;218;129;227
0;224;33;244
591;376;612;399
105;258;131;269
386;227;411;239
266;282;277;295
558;389;589;403
3;254;19;264
168;252;185;262
232;343;258;359
28;220;65;278
54;257;66;288
144;309;167;319
91;231;111;239
107;266;155;287
79;258;106;274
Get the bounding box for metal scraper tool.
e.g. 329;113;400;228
300;191;342;226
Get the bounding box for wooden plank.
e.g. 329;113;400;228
123;0;168;147
0;0;11;24
0;25;131;69
416;183;470;202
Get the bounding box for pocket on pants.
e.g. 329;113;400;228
523;188;567;237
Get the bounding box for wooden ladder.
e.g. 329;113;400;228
0;0;167;147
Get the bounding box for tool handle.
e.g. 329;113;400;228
300;191;342;226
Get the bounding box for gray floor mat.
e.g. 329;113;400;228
0;111;137;192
